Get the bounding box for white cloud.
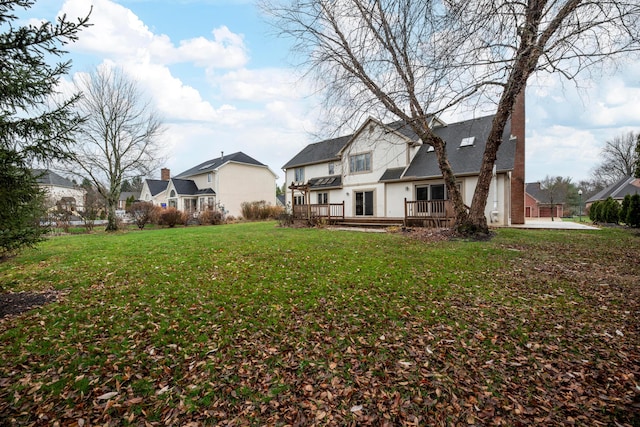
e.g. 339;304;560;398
60;0;249;69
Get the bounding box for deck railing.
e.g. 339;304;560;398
293;202;345;221
404;199;451;218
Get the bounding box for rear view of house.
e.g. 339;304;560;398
282;105;525;226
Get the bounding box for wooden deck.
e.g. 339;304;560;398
291;199;455;228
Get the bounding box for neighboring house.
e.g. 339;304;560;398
525;182;565;218
586;175;640;208
282;100;525;226
142;152;278;218
139;178;169;207
117;191;140;210
33;169;85;212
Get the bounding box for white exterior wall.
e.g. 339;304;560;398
188;172;216;191
42;185;86;211
217;163;277;217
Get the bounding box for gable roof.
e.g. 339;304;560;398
171;178;200;195
32;169;75;188
175;151;266;178
145;179;169;197
586;176;640;203
282;135;351;169
283;115;516;180
402;115;514;179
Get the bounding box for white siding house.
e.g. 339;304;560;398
283;113;524;227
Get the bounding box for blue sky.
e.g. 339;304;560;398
23;0;640;185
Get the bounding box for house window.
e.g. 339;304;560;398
355;191;374;216
328;162;335;175
317;192;328;204
294;195;305;206
294;167;305;182
207;172;212;183
349;153;372;173
415;184;448;214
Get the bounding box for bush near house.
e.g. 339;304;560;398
199;209;224;225
241;200;284;220
128;202;159;230
158;207;185;228
589;197;620;224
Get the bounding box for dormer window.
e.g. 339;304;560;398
460;136;475;147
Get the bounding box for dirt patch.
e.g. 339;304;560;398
0;291;61;318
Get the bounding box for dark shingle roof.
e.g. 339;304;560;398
171;178;200;195
146;179;169;196
404;115;515;179
586;176;640;203
379;167;406;182
308;175;342;189
175;152;266;178
282;135;351;169
283;115;515;179
32;169;75;188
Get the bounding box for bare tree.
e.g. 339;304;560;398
70;67;165;231
265;0;640;234
591;131;639;186
539;175;573;221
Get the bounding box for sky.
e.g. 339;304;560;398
22;0;640;186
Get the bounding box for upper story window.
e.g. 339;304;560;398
207;172;212;183
349;152;372;173
328;162;335;175
294;167;305;182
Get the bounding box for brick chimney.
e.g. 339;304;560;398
161;168;170;181
510;89;526;225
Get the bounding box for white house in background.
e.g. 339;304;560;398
33;169;85;212
282;102;526;226
141;152;278;218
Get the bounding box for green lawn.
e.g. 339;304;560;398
0;222;638;426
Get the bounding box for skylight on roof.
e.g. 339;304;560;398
199;163;214;170
460;136;475;147
427;145;434;152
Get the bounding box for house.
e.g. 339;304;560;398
586;175;640;208
525;182;565;218
117;191;140;210
33;169;85;213
141;152;278;218
282;97;525;226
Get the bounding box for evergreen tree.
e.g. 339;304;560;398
627;194;640;227
0;1;89;256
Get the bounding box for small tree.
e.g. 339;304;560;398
620;195;631;224
603;197;620;224
159;207;183;228
626;194;640;227
128;201;158;230
71;67;165;232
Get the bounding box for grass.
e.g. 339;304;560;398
0;222;638;426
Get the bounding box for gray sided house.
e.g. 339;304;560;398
282;101;525;226
586;175;640;208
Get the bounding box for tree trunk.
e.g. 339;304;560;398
105;192;119;232
415;129;469;227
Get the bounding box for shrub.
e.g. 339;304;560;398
199;209;224;225
588;201;600;222
602;197;620;224
626;194;640;227
128;201;158;230
241;201;284;221
158;207;184;228
620;195;631;224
